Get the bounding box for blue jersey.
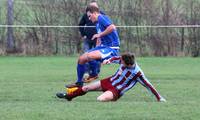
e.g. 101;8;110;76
96;14;120;47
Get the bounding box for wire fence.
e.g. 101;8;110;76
0;25;200;28
0;25;200;56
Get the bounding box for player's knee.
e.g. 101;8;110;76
97;96;106;102
97;96;112;102
78;54;88;64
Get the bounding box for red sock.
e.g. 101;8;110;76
68;87;86;98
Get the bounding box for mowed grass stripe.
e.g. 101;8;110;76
0;56;200;120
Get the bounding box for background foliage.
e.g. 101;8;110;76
0;0;200;56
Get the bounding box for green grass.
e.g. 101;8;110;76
0;56;200;120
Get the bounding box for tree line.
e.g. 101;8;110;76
0;0;200;56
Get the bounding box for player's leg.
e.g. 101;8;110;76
97;77;120;102
76;50;102;83
83;38;90;52
97;91;115;102
57;81;102;101
88;41;101;79
66;49;102;88
88;40;95;50
84;47;119;83
85;60;99;82
138;76;166;102
56;87;86;101
78;50;102;64
83;40;90;76
82;81;102;92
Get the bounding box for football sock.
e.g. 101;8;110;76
67;87;86;98
77;64;86;83
88;60;98;76
96;61;101;74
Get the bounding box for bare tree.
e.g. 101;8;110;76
1;0;200;56
188;0;200;57
6;0;15;53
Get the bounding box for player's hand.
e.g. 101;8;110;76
102;59;111;65
92;34;101;40
96;38;101;46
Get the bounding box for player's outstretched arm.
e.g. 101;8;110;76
102;56;121;65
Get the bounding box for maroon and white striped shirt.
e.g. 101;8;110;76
108;56;161;100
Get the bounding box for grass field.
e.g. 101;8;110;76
0;56;200;120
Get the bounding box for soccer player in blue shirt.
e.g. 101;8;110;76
57;52;166;102
66;5;120;88
78;1;105;83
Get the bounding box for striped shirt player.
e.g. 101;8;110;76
102;56;165;101
57;53;166;102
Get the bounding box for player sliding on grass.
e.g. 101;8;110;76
66;5;120;87
57;52;166;102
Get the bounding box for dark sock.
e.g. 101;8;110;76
88;60;98;76
76;64;86;83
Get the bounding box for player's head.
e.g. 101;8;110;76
85;1;98;12
121;52;135;67
86;5;100;22
89;0;98;8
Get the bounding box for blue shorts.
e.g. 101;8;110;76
87;46;120;62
